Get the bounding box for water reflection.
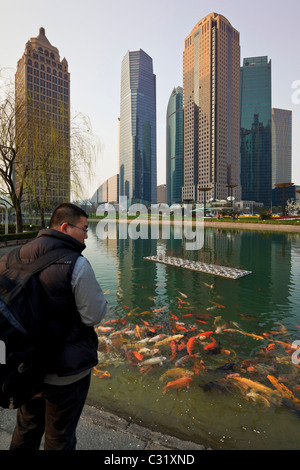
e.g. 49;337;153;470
84;223;300;449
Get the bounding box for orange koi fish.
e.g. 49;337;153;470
163;376;193;394
187;336;199;356
204;337;218;351
208;300;226;309
272;340;298;350
93;369;111;379
168;340;177;361
152;306;167;313
198;331;214;340
104;319;122;325
96;326;113;333
171;313;179;320
267;375;300;403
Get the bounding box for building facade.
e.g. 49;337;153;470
182;13;241;204
15;27;70;208
91;174;119;205
272;108;292;188
240;56;272;207
166;87;184;205
119;49;157;206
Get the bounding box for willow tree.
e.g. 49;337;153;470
24;104;98;228
0;78;29;232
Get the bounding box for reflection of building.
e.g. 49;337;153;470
240;57;272;206
119;49;157;206
272;108;292;188
272;184;300;207
15;27;70;206
166;87;183;205
182;13;241;203
91;174;119;204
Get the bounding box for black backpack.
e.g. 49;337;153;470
0;246;73;409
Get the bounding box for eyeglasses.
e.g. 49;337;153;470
68;223;88;233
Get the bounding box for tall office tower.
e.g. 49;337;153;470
166;86;184;205
119;49;157;206
272;108;292;187
240;57;272;206
15;27;70;207
182;13;241;204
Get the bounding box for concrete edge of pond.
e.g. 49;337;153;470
0;404;207;451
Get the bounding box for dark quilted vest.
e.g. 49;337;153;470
18;229;98;376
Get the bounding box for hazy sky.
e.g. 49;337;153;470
1;0;299;198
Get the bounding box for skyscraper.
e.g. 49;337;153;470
272;108;292;187
182;13;241;204
166;86;184;205
240;56;272;206
119;49;157;206
15;27;70;207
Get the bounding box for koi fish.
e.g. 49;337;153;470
267;375;300;403
168;340;177;361
223;329;264;340
170;313;179;320
175;353;199;367
204;337;218;351
93;369;111;379
163;376;193;394
230;376;276;396
152;306;167;313
187;336;199;355
159;368;194;381
154;335;184;348
177;290;188;298
272;340;298;350
97;336;112;352
140;356;167;366
246;391;271;407
208;300;226;309
203;282;213;289
96;326;114;333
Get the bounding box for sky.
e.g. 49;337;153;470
0;0;300;198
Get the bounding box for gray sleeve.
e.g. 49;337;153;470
71;256;107;326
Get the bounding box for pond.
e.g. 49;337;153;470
83;222;300;449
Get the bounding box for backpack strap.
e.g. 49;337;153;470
6;246;75;275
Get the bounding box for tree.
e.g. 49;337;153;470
0;74;29;232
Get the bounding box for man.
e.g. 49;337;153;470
0;203;107;450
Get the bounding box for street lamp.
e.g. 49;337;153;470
226;184;237;211
274;183;294;216
198;187;211;217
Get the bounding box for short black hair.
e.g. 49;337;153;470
49;203;88;229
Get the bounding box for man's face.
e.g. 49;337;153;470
60;216;89;244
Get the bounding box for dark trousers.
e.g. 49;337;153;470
10;373;91;450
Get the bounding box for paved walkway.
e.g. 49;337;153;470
0;404;206;451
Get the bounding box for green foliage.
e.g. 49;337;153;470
259;210;272;220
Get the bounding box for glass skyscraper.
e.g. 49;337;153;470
166;86;183;205
119;49;157;206
240;56;272;206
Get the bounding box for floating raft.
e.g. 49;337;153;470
144;255;252;280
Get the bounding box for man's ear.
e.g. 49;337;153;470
60;222;68;234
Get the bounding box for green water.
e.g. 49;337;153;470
85;222;300;450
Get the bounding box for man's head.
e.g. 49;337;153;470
50;203;89;244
